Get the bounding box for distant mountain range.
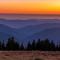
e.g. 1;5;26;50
0;19;60;45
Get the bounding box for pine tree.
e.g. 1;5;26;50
15;42;20;50
6;37;17;50
0;41;2;50
26;41;32;50
43;39;51;51
55;42;59;51
31;40;36;50
20;43;24;50
1;40;5;50
39;39;51;51
36;39;41;50
50;40;55;51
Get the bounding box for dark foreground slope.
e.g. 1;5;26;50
0;51;60;60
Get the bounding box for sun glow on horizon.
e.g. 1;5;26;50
0;0;60;14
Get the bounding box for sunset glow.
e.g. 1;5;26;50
0;0;60;14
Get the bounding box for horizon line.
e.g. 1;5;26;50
0;13;60;16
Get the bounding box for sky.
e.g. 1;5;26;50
0;0;60;14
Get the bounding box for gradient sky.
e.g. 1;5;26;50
0;0;60;14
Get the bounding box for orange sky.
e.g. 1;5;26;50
0;0;60;14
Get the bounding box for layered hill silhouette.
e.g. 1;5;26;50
0;19;60;45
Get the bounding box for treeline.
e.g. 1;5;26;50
0;37;60;51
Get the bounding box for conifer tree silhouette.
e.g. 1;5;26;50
6;37;19;50
1;40;5;50
0;41;2;50
20;43;24;50
26;41;32;50
31;40;36;50
36;39;41;50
